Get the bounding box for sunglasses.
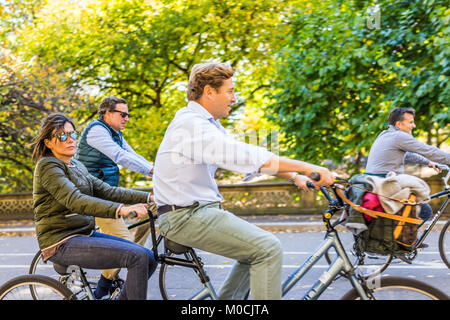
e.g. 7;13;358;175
110;110;130;118
53;131;78;142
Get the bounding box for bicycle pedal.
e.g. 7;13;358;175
417;243;429;249
109;288;121;300
395;254;413;264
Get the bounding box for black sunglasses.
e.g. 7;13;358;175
110;110;130;118
54;131;78;142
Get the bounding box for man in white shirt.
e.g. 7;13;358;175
75;96;154;299
153;62;334;299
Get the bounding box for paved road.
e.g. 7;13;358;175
1;232;448;300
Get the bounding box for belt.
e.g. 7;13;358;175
157;204;192;216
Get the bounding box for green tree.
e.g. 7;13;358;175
0;48;96;192
14;0;295;187
270;0;449;171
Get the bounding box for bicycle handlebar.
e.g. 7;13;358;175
128;211;138;219
436;164;450;171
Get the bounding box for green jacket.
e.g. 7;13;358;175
33;157;149;250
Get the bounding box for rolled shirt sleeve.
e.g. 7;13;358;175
86;125;153;176
172;119;274;174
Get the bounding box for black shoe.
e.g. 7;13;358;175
94;275;114;300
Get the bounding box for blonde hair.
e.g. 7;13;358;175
187;62;234;101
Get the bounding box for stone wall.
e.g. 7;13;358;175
0;177;448;220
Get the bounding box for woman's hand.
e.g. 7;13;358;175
118;203;148;219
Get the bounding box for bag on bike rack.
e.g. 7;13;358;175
356;194;421;255
341;174;423;255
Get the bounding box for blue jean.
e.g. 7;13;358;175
419;203;433;221
49;231;157;300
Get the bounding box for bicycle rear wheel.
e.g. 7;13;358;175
438;220;450;269
159;251;212;300
29;250;99;299
0;274;76;300
341;276;448;300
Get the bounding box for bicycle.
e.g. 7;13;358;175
154;180;449;300
27;217;149;300
21;177;449;300
325;165;450;278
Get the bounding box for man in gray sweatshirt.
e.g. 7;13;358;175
365;107;450;222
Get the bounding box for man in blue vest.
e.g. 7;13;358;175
75;96;154;299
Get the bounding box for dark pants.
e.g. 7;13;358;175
419;203;433;221
49;231;157;300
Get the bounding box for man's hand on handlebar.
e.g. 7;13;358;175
428;161;443;173
292;174;315;191
308;167;335;188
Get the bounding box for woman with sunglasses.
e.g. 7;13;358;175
31;113;157;300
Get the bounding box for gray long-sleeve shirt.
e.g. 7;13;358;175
365;125;450;174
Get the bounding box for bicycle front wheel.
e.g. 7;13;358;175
341;276;448;300
0;274;76;300
438;220;450;269
159;252;212;300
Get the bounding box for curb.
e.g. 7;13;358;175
0;219;446;237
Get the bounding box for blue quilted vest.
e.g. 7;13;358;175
74;119;123;186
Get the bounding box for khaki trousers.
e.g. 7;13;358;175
95;203;155;280
158;201;283;300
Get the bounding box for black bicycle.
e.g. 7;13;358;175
325;165;450;279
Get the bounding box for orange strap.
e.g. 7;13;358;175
335;188;422;225
394;194;416;238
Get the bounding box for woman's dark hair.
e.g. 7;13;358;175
388;107;416;126
30;113;76;163
97;96;127;119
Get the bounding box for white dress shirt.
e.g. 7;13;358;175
154;101;274;207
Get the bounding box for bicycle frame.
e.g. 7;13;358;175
414;189;450;248
127;184;374;300
133;212;220;300
282;227;369;300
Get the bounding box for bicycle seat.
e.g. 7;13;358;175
53;263;70;275
164;238;191;254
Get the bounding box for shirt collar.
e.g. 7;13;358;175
187;101;215;121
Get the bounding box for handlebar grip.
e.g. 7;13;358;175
309;172;320;181
306;181;315;189
128;211;137;219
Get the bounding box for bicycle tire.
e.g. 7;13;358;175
159;251;210;300
29;249;100;299
0;274;76;300
341;276;449;300
438;220;450;269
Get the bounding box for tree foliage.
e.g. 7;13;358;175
2;0;294;191
270;0;449;171
1;0;448;192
